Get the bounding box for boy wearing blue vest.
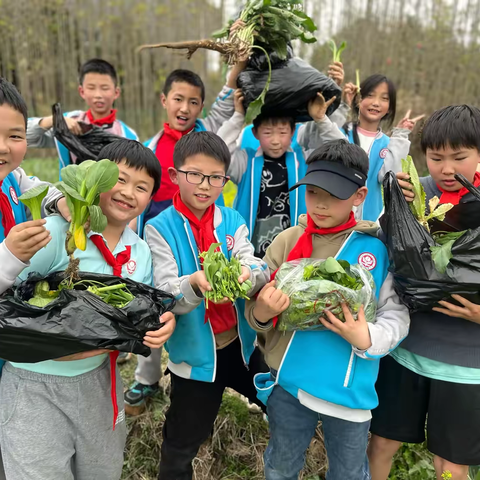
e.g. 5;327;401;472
0;139;176;480
27;58;138;171
144;131;269;479
369;105;480;480
246;140;409;480
217;89;344;258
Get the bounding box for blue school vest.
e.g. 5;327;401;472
343;128;390;222
255;232;390;411
146;205;260;382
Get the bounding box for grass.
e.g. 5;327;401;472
22;157;480;480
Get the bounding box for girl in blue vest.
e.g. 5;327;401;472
144;131;269;479
340;75;424;222
246;140;410;480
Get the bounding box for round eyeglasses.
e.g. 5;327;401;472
177;170;229;188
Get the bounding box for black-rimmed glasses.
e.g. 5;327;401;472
177;169;229;188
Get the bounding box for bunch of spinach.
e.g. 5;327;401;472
401;156;465;273
199;243;252;308
276;258;377;332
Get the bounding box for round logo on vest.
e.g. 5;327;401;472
379;148;388;159
226;235;235;251
9;186;18;205
126;259;137;275
358;252;377;271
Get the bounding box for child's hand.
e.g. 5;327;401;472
308;92;337;122
433;295;480;325
328;61;344;86
5;219;51;263
144;312;176;349
342;82;358;108
189;270;212;296
234;89;245;115
57;197;71;222
396;110;426;132
321;304;372;350
238;266;250;284
396;172;415;202
253;280;290;324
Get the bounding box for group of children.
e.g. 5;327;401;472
0;45;476;480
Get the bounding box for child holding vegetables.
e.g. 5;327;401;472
368;105;480;480
0;138;176;480
143;131;269;479
217;88;344;257
246;139;409;480
27;58;138;170
339;74;424;221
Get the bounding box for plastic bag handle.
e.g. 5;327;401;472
454;173;480;201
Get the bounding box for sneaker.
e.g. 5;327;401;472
124;382;160;416
117;352;132;365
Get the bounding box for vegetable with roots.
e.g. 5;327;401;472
137;0;317;123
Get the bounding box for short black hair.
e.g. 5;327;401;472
252;113;296;133
97;139;162;196
421;105;480;153
163;69;205;103
79;58;118;86
173;131;230;172
354;74;397;129
0;77;28;127
306;139;369;176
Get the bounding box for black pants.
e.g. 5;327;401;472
158;338;267;480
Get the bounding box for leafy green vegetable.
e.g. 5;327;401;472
276;258;377;332
328;40;347;63
56;159;119;254
401;156;463;273
18;184;49;221
27;279;133;308
356;69;361;92
199;243;252;308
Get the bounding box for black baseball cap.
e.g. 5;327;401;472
289;161;367;200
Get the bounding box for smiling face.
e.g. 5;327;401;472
253;120;294;158
426;145;480;192
358;81;390;127
0;104;27;182
78;73;120;118
168;153;227;219
305;185;367;228
162;82;204;132
99;160;154;228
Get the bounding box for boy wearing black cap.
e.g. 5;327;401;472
245;139;409;480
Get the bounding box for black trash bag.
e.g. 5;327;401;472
381;171;480;312
237;57;342;122
0;271;175;363
52;103;124;163
247;42;294;71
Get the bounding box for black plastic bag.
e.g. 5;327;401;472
52;103;124;163
381;171;480;311
237;57;341;122
247;42;294;71
0;272;175;363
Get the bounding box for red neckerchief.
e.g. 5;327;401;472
437;172;480;205
86;109;117;127
271;211;357;327
0;181;16;237
89;233;132;430
173;192;237;334
153;123;195;202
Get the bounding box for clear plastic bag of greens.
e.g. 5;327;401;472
275;258;377;332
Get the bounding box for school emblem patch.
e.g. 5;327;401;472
358;252;377;271
379;148;388;159
9;186;18;205
226;235;235;251
126;260;137;275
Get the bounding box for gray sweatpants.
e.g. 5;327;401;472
0;360;126;480
135;346;163;385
